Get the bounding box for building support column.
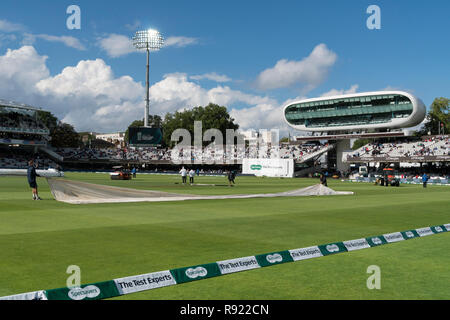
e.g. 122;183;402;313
336;139;351;174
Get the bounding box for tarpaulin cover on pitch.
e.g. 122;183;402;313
46;178;353;204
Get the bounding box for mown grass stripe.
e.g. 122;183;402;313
0;223;448;300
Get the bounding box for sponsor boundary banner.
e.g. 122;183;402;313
289;246;323;261
1;223;448;300
45;280;119;301
114;270;177;295
255;250;294;267
242;158;294;178
217;256;260;275
170;263;222;284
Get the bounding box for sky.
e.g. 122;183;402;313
0;0;449;135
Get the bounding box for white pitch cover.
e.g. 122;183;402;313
114;270;176;295
343;238;371;251
415;227;434;237
289;246;323;261
216;256;260;275
383;232;405;243
444;224;450;232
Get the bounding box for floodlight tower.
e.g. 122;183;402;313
132;29;164;127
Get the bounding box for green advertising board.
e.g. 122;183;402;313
170;263;221;284
255;250;293;267
45;281;120;301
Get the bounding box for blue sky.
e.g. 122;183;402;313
0;0;448;133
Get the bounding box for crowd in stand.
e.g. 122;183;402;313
55;147;172;161
0;131;50;143
0;137;332;170
0;112;47;132
348;136;449;159
0;152;57;169
2;134;448;173
52;142;330;163
278;143;330;160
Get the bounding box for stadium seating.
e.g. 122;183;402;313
0;154;57;169
347;136;449;159
0;112;48;134
52;143;331;163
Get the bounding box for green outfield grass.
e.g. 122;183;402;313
0;172;449;299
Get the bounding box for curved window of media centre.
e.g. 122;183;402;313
284;94;413;128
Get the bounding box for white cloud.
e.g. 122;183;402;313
0;34;17;45
148;73;278;120
320;84;359;97
0;46;145;132
229;103;285;131
99;33;135;58
0;19;25;32
190;72;232;83
98;34;199;57
0;45;300;134
125;20;141;31
207;86;277;107
227;93;312;134
0;46;49;99
0;19;84;50
37;34;85;50
149;73;208;109
36;59;142;100
164;36;198;48
36;58;144;131
21;33;86;50
147;73;288;133
255;43;337;91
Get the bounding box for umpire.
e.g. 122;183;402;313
27;159;42;200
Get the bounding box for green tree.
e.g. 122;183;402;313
50;123;80;148
162;103;239;147
352;139;371;150
90;138;116;149
37;111;81;147
148;114;163;128
420;97;449;135
37;111;59;131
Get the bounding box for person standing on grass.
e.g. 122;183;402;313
180;166;187;184
227;170;235;187
27;159;41;200
422;173;429;188
189;168;195;185
319;173;327;187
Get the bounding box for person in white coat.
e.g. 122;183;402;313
179;167;187;184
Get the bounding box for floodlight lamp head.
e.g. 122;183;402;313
132;29;164;51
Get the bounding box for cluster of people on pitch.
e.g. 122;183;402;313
179;166;236;186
